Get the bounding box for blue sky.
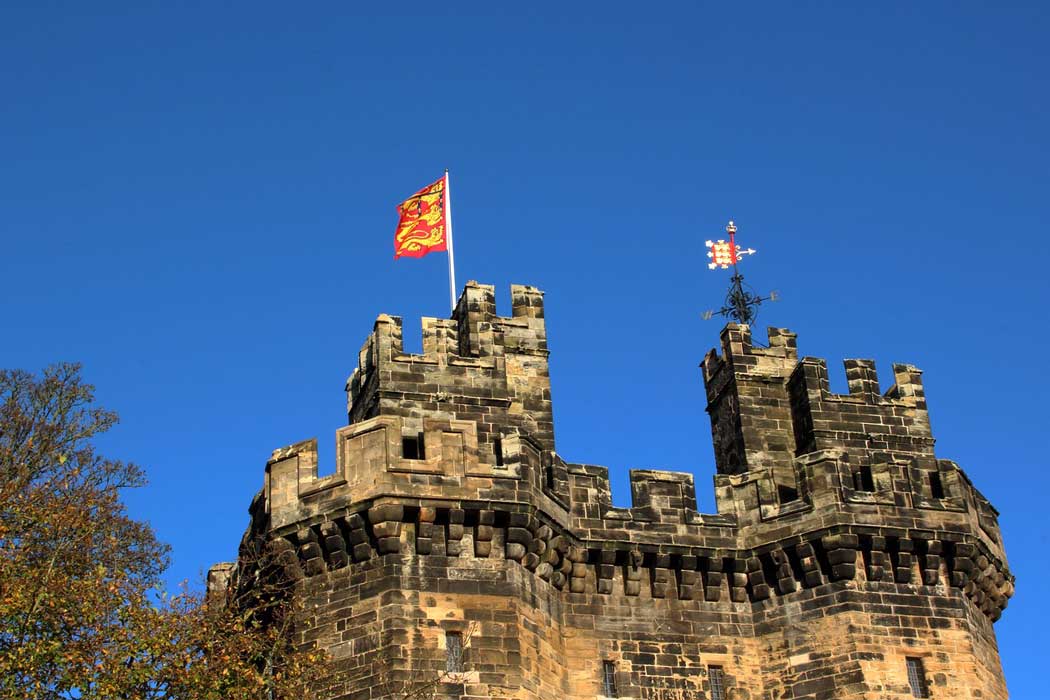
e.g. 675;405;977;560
2;2;1047;695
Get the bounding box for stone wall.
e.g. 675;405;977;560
216;282;1012;699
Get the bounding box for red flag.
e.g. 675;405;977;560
393;177;446;259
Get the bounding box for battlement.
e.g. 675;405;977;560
345;282;554;466
701;325;933;498
244;289;1010;616
217;276;1015;700
256;414;1011;618
348;282;547;369
263;412;569;531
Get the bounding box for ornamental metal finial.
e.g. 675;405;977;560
702;220;778;326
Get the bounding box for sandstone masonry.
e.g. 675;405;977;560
212;281;1013;699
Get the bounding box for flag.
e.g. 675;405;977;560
393;176;447;259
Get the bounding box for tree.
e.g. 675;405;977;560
0;363;322;699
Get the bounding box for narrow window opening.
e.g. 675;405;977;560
545;462;555;490
727;451;741;472
601;660;618;697
929;472;945;499
854;466;875;492
708;665;726;700
906;657;929;698
445;631;463;673
494;438;504;467
777;484;798;502
402;432;425;460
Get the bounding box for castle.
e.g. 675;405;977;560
211;281;1013;699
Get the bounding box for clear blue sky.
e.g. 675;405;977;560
2;2;1046;695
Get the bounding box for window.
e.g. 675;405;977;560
853;466;875;492
494;438;504;467
402;432;425;460
906;657;929;698
601;660;618;697
708;665;726;700
929;472;945;499
445;632;463;673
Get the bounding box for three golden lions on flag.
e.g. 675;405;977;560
393;177;447;259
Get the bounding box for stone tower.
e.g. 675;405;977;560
212;281;1013;699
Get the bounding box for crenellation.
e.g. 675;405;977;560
628;470;698;523
844;358;881;397
450;280;497;358
261;418;1005;594
215;282;1012;700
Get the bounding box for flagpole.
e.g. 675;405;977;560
444;169;457;313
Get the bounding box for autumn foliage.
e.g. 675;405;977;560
0;364;323;699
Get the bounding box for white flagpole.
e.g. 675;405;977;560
444;169;457;313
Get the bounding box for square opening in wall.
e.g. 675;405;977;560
929;472;945;499
402;433;425;460
853;466;875;492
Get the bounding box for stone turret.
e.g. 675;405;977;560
347;280;553;452
215;283;1013;700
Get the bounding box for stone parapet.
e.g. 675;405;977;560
345;281;554;460
213;282;1013;700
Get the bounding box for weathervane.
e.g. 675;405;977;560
702;221;778;326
